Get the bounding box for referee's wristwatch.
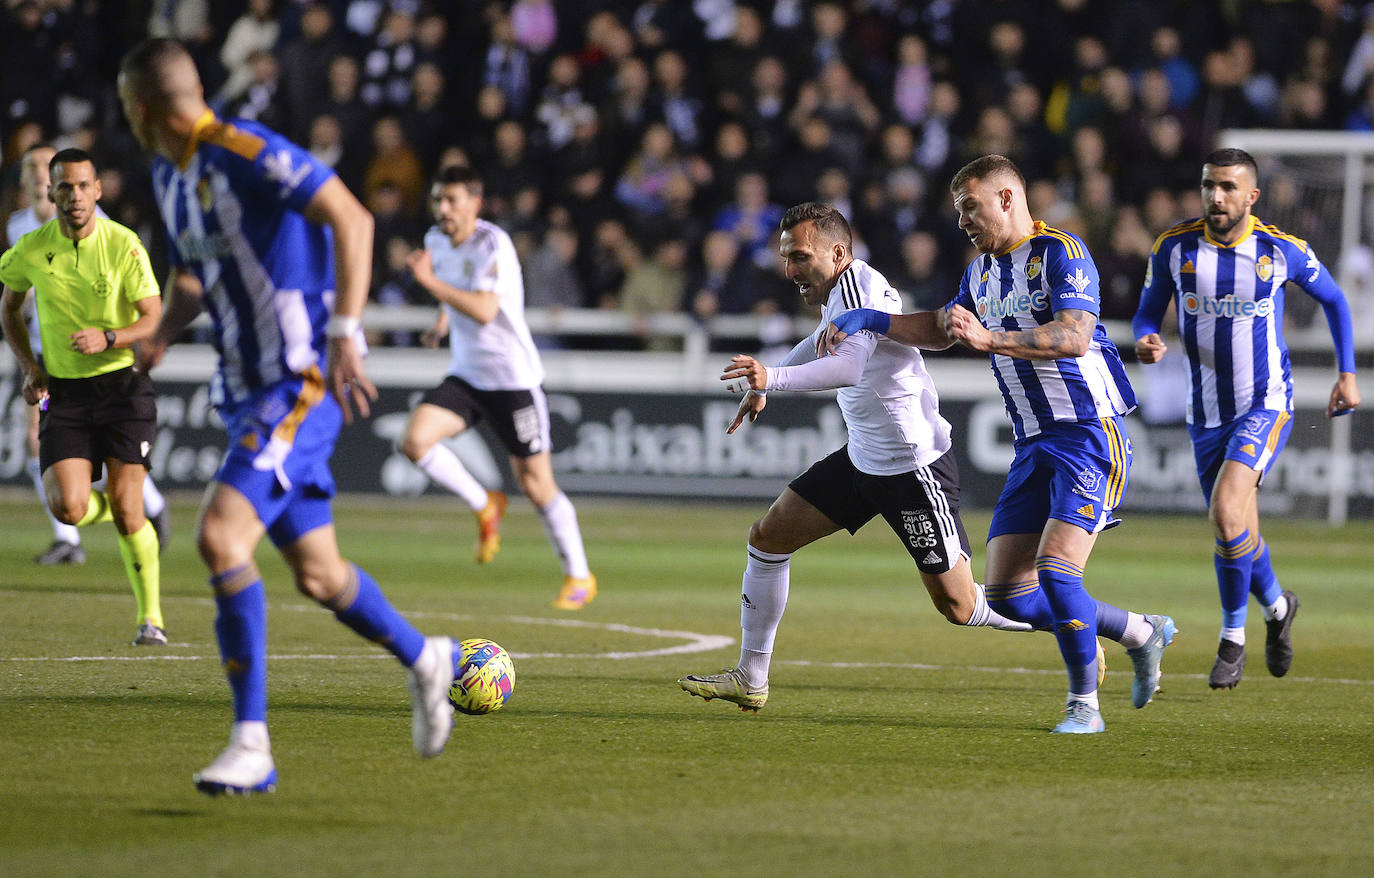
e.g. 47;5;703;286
103;329;116;351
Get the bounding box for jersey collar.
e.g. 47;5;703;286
998;220;1044;256
1202;213;1256;249
178;109;218;170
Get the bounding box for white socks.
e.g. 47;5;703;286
142;475;166;517
1262;594;1288;622
416;444;489;510
738;546;791;687
1119;613;1157;650
1221;626;1246;646
538;492;590;579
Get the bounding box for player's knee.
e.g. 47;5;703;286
293;558;348;603
52;499;84;526
1208;504;1246;540
397;433;431;462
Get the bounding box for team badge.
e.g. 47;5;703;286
1256;255;1273;282
197;179;213;212
1026;255;1042;280
92;276;112;298
1076;467;1104;496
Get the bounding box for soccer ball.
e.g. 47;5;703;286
449;638;515;715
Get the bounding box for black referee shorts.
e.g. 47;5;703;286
789;445;972;574
39;366;156;478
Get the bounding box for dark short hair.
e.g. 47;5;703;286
434;164;483;196
1203;147;1258;180
49;147;97;176
779;202;852;249
949;154;1025;193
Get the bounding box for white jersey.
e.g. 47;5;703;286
772;259;952;476
428;219;544;391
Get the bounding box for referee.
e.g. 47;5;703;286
0;148;167;646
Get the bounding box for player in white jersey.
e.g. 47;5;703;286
397;165;596;610
678;202;1038;713
1133;147;1360;689
5;145;169;566
828;157;1176;733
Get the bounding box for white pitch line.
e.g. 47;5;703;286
4;590;1372;685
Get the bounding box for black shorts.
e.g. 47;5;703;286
419;375;550;458
789;445;971;574
39;366;157;478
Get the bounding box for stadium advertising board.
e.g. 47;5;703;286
0;374;1366;516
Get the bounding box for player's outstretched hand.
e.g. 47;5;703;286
407;248;435;289
1135;333;1167;364
726;390;767;434
1328;372;1361;418
327;336;378;423
721;354;767;394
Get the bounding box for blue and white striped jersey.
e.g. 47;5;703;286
952;221;1136;440
150;111;336;406
1133;214;1355;427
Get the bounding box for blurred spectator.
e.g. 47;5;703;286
226;50;287;132
373;235;423;347
890;34;932;127
741;55;792;164
1341;7;1374;101
485;120;544;220
367;182;423;291
363;115;426;215
1127;115;1196;207
1095;206;1154;320
1231;37;1281;124
510;0;558;56
316;55;374;159
402;62;451;171
585;218;634;309
1005;83;1060;183
688;230;769;320
278;2;346;142
534;54;586;151
619;237;688;351
652;49;707;151
307;113;364;194
522;225;585;313
217;0;280;107
889;230;957;312
614;122;688;220
3;1;61;134
772;116;840;206
483;9;533;116
711;171;784;270
1145;27;1200;111
708;5;768;117
360;7;418;112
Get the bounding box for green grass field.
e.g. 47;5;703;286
2;491;1372;877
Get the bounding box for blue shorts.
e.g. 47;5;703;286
1189;409;1292;500
215;369;340;548
989;416;1131;539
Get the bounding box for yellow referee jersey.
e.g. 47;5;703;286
0;216;159;379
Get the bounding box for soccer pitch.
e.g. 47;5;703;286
2;492;1372;877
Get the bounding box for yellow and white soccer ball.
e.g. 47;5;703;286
448;638;515;715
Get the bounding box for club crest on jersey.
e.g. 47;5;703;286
1238;414;1268;441
1025;255;1042;280
1073;467;1104;500
1255;255;1274;282
196;179;214;212
92;275;112;298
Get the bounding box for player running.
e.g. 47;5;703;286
828;156;1176;733
678;202;1039;714
1133;148;1359;689
398;164;596;610
119;37;464;795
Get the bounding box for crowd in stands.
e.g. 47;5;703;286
5;0;1374;349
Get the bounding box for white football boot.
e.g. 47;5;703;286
194;722;277;795
407;636;456;758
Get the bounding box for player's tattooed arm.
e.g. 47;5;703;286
947;305;1095;360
